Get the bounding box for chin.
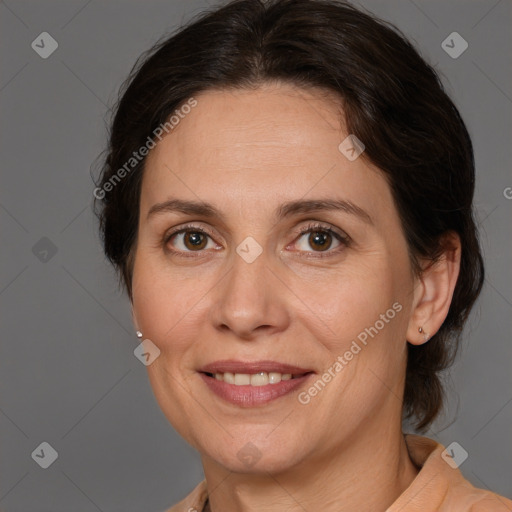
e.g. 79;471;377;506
202;434;308;475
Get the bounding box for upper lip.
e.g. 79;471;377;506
199;360;314;375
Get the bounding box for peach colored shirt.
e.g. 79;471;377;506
165;434;512;512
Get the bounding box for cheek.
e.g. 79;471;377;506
131;258;212;445
131;249;225;370
301;266;407;418
291;257;409;407
291;258;400;343
131;255;190;352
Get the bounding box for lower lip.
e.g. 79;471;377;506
200;373;313;407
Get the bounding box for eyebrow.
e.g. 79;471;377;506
147;197;373;225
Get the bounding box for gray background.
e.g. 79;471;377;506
1;0;511;510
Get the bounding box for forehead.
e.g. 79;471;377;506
140;83;394;225
155;84;346;170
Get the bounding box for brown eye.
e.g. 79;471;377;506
183;231;208;251
307;230;332;252
293;223;348;256
167;228;216;253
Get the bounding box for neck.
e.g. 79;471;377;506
201;418;419;512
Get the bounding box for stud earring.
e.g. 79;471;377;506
418;326;430;342
136;331;143;339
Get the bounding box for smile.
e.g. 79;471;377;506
199;361;314;406
206;371;306;386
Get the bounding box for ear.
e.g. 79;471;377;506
406;232;461;345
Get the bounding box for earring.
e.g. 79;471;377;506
418;326;430;342
136;330;143;339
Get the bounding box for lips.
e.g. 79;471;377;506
198;360;315;406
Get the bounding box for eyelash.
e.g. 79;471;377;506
163;222;350;258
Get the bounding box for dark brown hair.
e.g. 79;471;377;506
94;0;484;431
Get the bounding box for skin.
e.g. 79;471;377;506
131;82;461;511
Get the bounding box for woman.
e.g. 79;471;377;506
94;0;512;510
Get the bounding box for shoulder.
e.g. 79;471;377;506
445;480;512;512
163;480;208;512
389;434;512;512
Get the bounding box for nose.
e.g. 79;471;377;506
209;245;290;340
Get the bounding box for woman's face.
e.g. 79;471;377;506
132;83;419;473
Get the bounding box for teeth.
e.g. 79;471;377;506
212;371;296;386
223;372;235;384
269;372;282;384
250;372;268;386
234;373;251;385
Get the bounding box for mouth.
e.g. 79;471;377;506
198;360;315;406
202;370;311;386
